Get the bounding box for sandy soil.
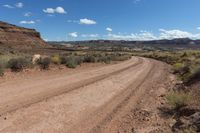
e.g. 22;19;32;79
0;57;175;133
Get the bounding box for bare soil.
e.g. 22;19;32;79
0;57;176;133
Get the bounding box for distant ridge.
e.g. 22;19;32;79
49;38;200;49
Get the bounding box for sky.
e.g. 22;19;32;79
1;0;200;41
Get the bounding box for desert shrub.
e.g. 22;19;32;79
98;56;111;64
7;57;31;72
183;68;200;85
181;52;188;58
166;91;192;110
38;57;51;70
0;55;21;68
61;56;84;68
181;129;196;133
173;63;185;71
0;64;4;76
51;54;61;64
75;56;84;65
173;63;191;79
109;54;131;62
84;55;97;63
60;56;68;64
66;57;77;68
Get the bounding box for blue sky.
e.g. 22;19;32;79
1;0;200;41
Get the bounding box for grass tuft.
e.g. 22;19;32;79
166;91;192;110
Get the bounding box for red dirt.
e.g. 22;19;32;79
0;57;176;133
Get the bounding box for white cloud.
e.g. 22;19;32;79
3;2;24;8
43;8;55;14
3;4;14;8
107;29;200;41
197;27;200;30
108;31;157;40
80;18;97;25
24;12;32;17
15;2;23;8
106;27;112;32
81;34;99;38
159;29;200;39
55;7;66;14
68;32;78;38
43;7;66;14
43;38;48;41
20;20;35;24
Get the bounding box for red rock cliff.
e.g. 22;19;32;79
0;21;47;48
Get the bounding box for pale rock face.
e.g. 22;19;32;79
32;54;41;64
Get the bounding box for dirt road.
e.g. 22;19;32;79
0;57;175;133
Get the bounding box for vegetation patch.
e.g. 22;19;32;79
51;54;61;65
38;57;51;70
134;51;200;85
66;57;77;68
166;91;192;110
83;55;97;63
0;63;4;76
7;57;31;72
0;51;131;76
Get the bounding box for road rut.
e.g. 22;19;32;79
0;57;173;133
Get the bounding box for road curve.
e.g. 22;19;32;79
0;57;172;133
0;57;142;115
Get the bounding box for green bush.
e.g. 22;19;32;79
66;57;77;68
0;57;9;68
173;63;185;71
51;54;61;64
38;57;51;70
98;56;111;64
183;68;200;85
0;64;4;76
166;91;192;110
110;54;131;61
75;56;84;65
84;55;97;63
7;57;31;72
0;58;8;76
60;56;68;64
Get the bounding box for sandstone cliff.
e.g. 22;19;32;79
0;21;47;49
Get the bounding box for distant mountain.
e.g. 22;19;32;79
49;38;200;50
0;21;48;49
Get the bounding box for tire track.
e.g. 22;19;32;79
0;57;170;133
0;57;143;115
93;60;157;133
69;59;156;133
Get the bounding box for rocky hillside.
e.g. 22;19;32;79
0;21;47;49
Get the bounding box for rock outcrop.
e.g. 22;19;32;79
0;21;47;49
